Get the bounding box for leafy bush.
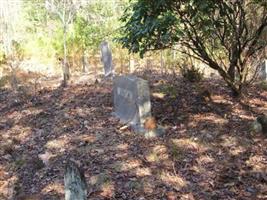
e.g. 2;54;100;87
0;52;7;65
181;65;203;83
259;81;267;91
161;84;177;98
0;75;10;88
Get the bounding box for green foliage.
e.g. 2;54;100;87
181;65;203;83
119;0;267;95
0;76;9;88
169;144;187;161
160;84;177;98
0;46;7;65
13;158;26;170
51;25;65;58
250;120;262;133
12;41;25;61
21;0;57;60
259;81;267;91
72;0;128;53
119;0;181;57
73;15;102;52
19;0;130;71
119;0;235;57
23;0;47;32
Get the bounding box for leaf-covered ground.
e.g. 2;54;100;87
0;72;267;200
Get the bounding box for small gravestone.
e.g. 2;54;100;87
258;60;267;80
64;161;87;200
100;41;113;77
113;75;151;133
113;75;164;137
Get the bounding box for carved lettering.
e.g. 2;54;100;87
117;87;133;100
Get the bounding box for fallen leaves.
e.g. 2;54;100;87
0;73;267;199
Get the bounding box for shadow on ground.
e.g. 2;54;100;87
0;70;266;200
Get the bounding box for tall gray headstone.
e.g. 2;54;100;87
113;75;151;133
259;60;267;80
100;41;113;77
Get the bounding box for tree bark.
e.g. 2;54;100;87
160;50;164;75
129;54;135;73
228;64;236;82
63;25;70;86
82;50;89;73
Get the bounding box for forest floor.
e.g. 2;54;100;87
0;71;267;200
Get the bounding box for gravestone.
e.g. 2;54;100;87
113;75;152;134
100;41;113;77
64;160;87;200
258;59;267;80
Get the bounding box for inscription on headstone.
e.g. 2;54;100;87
113;75;151;133
100;41;113;77
117;87;133;100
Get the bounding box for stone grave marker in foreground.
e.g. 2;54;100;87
258;59;267;80
64;160;87;200
100;41;113;77
113;75;164;137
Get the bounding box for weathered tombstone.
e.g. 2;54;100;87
113;76;151;132
258;59;267;80
100;41;113;77
64;161;87;200
113;75;164;137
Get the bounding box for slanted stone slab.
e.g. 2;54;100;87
64;161;87;200
113;75;152;133
258;59;267;80
100;41;113;77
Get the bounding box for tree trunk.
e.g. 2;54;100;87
228;64;236;82
225;78;242;97
82;50;89;73
10;64;18;91
227;63;243;97
213;62;242;97
129;54;135;73
230;85;241;97
160;50;164;75
63;25;70;86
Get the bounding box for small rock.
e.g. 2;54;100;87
250;120;262;133
246;187;256;194
166;191;177;200
256;114;267;134
38;152;53;166
30;157;45;170
145;125;165;138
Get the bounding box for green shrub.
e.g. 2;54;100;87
161;84;177;98
259;81;267;91
0;75;10;88
181;65;203;82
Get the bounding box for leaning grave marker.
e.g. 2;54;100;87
113;75;164;137
258;59;267;80
64;160;87;200
100;41;113;77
